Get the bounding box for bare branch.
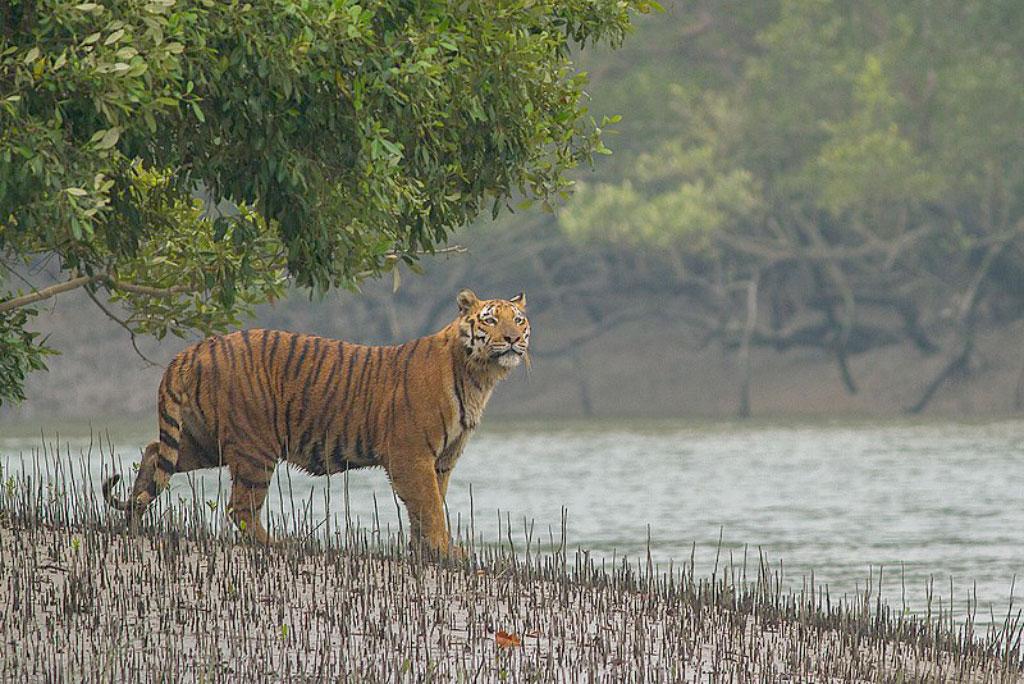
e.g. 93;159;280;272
0;275;96;313
0;270;203;314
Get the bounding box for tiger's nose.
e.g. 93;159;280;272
503;335;520;344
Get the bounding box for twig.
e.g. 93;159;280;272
83;287;160;367
0;261;41;293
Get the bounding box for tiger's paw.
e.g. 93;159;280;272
445;543;469;561
409;538;468;564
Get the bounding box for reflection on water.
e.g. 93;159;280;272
2;418;1022;622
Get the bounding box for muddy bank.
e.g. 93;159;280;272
1;460;1021;683
5;521;1021;682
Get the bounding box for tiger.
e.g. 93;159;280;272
102;289;530;555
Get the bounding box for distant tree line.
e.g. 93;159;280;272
561;0;1024;414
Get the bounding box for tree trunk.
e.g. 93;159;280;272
907;238;1011;413
738;273;759;419
1014;356;1024;412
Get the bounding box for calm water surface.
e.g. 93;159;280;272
2;418;1022;622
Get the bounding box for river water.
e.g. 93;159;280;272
2;418;1022;623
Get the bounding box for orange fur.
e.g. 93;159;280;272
103;289;530;554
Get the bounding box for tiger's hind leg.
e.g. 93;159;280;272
227;459;275;544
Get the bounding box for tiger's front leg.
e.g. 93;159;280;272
387;454;452;555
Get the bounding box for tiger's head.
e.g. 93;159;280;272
456;289;530;369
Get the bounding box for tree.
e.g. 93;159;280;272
0;0;658;405
560;0;1024;415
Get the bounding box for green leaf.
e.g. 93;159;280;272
94;127;121;150
104;29;126;46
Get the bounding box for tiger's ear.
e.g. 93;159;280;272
456;289;480;313
509;292;526;309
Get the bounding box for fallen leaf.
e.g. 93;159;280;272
495;630;521;648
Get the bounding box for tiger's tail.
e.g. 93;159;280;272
101;474;137;512
102;440;165;517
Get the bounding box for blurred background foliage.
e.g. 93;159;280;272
554;0;1024;414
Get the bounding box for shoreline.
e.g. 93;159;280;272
4;412;1024;439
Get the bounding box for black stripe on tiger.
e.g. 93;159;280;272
159;429;179;451
281;333;301;379
338;346;363;454
266;329;282;365
207;336;220;390
156;454;176;473
401;339;421;414
313;345;345;437
308;440;326;475
192;361;207;423
451;358;467;429
292;337;312;379
295;424;315;460
330;438;346;471
221;334;238;373
160;408;179;430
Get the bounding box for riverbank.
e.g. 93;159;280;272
2;477;1021;682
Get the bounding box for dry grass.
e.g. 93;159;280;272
1;441;1022;682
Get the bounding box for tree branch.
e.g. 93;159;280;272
104;278;193;298
0;272;201;314
0;275;96;313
